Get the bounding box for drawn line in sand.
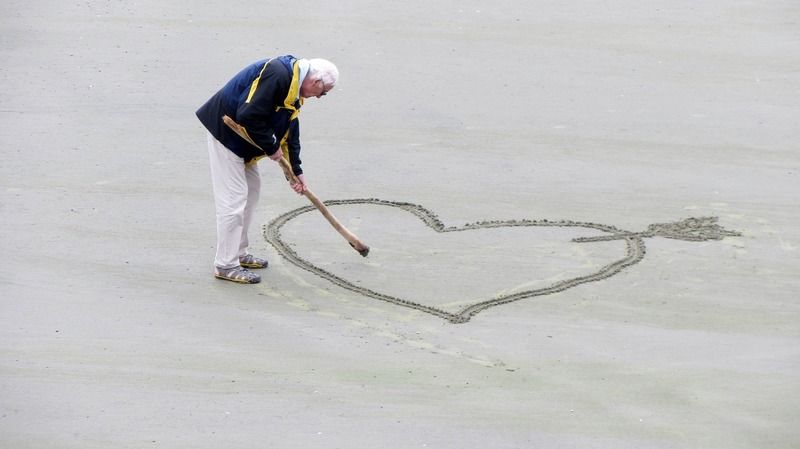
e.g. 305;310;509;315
263;198;741;324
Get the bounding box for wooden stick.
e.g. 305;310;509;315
222;115;369;257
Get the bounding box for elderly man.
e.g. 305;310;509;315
196;56;338;284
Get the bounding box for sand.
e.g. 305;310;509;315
1;1;799;448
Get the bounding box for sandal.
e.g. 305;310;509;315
239;254;268;269
214;266;261;284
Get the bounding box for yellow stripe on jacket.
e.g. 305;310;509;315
245;59;271;104
279;60;303;165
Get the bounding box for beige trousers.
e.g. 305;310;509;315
207;132;260;269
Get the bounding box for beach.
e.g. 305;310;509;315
1;1;799;447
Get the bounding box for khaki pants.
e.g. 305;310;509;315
207;132;260;269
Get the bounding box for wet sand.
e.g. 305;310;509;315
2;1;799;448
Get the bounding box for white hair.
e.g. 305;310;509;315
308;58;339;86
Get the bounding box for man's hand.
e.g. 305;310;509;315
291;174;307;195
268;150;283;162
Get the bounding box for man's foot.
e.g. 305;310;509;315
239;254;268;269
214;266;261;284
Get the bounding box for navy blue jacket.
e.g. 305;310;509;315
196;56;303;173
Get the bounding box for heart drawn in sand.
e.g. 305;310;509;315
264;199;740;324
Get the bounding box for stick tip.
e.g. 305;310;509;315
349;241;370;257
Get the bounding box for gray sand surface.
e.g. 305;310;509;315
2;1;799;448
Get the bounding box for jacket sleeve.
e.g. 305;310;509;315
235;65;287;156
286;118;303;176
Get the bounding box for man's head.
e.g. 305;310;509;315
300;58;339;99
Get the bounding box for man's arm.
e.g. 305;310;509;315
286;118;302;175
286;119;306;194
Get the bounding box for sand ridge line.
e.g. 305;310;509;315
263;199;741;324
